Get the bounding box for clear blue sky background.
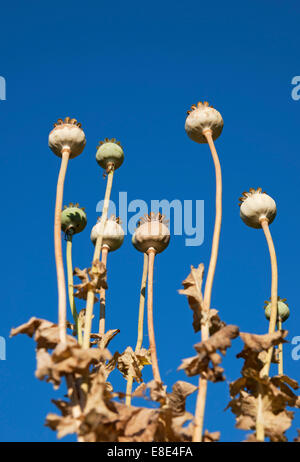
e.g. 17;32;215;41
1;0;300;442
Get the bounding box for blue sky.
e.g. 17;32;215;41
1;0;300;442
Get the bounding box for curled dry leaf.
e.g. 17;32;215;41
10;317;66;350
132;380;197;415
179;325;239;382
236;330;289;381
36;343;111;388
227;330;299;441
73;261;107;302
166;381;197;416
45;365;199;442
179;265;225;335
203;430;221;442
90;328;120;349
227;389;294;442
239;330;288;353
208;309;226;335
178;264;204;333
46;413;81;439
107;347;151;384
147;380;168;404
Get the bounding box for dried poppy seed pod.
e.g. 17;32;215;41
96;138;124;171
61;204;87;235
185;101;223;143
49;117;86;158
239;188;277;229
132;213;170;254
264;297;290;322
90;216;124;252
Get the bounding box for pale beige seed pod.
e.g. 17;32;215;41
49;117;86;159
91;216;124;252
132;213;170;254
239;188;277;229
185;101;223;143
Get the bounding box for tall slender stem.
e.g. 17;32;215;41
147;248;161;383
202;130;222;312
135;253;148;353
255;218;278;441
256;383;265;441
193;129;222;443
277;319;283;375
126;253;148;405
66;235;82;345
54;148;70;344
99;246;109;336
260;218;278;378
82;169;114;349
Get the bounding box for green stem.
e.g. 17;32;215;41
82;169;115;349
125;253;148;406
66;235;82;346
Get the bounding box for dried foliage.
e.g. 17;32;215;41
227;330;300;441
112;346;152;383
73;261;107;302
11;317;201;442
11;257;299;443
179;264;225;335
179;325;239;382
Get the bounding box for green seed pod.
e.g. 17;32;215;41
61;203;87;235
264;297;290;322
90;216;124;252
132;213;170;254
96;138;124;171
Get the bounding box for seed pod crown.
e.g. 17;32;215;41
264;297;290;322
185;101;223;143
96;138;124;172
61;203;87;235
132;212;170;254
90;215;124;252
239;187;277;229
49;117;86;159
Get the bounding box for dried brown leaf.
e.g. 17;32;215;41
227;389;294;442
10;317;68;350
46;413;80;439
179;325;239;382
239;330;288;353
36;343;111;388
166;381;197;416
90;329;120;349
179;264;204;333
203;430;221;442
147;380;168;404
74;261;107;301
